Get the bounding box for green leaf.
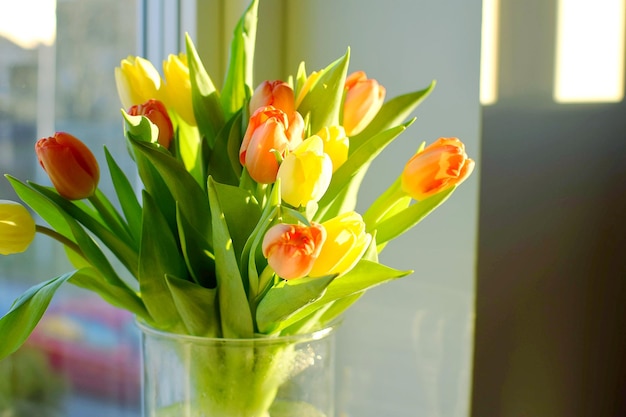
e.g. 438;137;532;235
374;186;456;246
173;117;207;187
315;123;412;221
220;0;259;119
298;49;350;134
349;81;436;153
0;270;79;360
104;147;142;245
121;110;159;144
273;260;411;333
207;111;243;185
256;275;335;334
28;182;139;278
6;175;74;242
207;177;254;338
211;180;261;262
176;205;216;288
129;136;212;238
138;191;187;330
165;275;220;337
69;267;148;319
186;34;225;148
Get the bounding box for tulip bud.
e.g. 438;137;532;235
35;132;100;200
277;136;333;208
295;70;321;109
343;71;386;136
249;80;295;116
0;200;36;255
162;53;196;126
316;125;349;172
262;222;327;280
401;137;475;201
309;211;371;278
128;99;174;149
239;106;304;184
115;56;162;110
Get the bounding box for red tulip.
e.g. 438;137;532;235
128;99;174;149
35;132;100;200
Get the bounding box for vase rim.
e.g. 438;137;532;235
135;318;340;345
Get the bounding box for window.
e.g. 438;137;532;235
0;1;141;415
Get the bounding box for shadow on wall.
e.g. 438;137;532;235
473;100;626;417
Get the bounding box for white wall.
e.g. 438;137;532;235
280;2;482;416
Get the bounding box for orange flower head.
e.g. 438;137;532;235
239;106;304;184
249;80;295;116
35;132;100;200
128;99;174;149
342;71;386;136
401;137;475;201
262;223;327;280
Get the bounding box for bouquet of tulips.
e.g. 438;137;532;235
0;0;473;402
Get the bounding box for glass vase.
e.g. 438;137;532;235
138;320;338;417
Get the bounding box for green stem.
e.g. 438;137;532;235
35;225;84;258
88;192;133;242
362;176;406;230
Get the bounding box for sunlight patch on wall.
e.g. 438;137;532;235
554;0;625;103
480;0;500;105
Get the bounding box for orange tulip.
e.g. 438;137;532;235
262;222;326;280
401;137;475;201
309;211;371;278
35;132;100;200
239;106;304;184
342;71;386;136
249;80;295;116
128;99;174;149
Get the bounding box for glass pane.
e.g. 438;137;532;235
0;1;141;415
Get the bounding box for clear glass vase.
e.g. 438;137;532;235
138;321;338;417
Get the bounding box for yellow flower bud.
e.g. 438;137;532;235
316;125;349;172
309;211;371;277
277;136;332;208
162;53;196;126
115;56;162;110
0;200;36;255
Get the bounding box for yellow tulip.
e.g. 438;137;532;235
277;136;333;208
316;125;349;172
342;71;386;136
115;56;162;110
262;222;326;280
309;211;371;277
0;200;36;255
162;53;196;126
401;137;475;201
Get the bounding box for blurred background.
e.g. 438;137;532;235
0;0;624;416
